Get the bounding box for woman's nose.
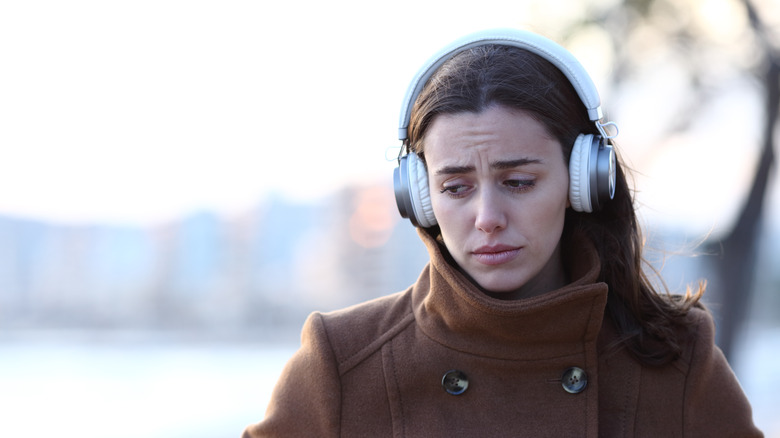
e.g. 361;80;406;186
474;189;507;233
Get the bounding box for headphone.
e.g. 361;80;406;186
393;28;618;228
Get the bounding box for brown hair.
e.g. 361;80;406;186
407;44;704;366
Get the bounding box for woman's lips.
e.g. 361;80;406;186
472;245;521;265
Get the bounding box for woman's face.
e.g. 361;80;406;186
424;105;570;299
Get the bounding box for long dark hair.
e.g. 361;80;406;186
407;44;704;366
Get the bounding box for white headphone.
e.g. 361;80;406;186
393;28;618;228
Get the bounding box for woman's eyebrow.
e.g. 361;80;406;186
434;165;475;176
490;158;542;170
434;158;542;176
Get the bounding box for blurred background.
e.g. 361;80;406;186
0;0;778;436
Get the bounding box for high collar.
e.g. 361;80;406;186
412;228;608;360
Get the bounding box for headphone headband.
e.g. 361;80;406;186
398;28;603;141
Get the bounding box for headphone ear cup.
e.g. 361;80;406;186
569;134;593;213
393;153;437;227
408;153;437;227
569;133;617;212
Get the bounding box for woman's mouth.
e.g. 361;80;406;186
472;245;521;266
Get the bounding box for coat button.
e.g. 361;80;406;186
442;370;469;395
561;367;588;394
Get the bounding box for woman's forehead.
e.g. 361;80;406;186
423;107;563;164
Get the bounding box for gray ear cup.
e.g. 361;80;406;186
393;152;437;227
595;138;616;208
568;134;616;212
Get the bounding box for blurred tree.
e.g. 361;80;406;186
568;0;777;359
707;0;777;359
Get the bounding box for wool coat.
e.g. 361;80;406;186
243;230;761;437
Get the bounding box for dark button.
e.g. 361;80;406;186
442;370;469;395
561;367;588;394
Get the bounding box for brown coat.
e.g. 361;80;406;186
243;230;761;437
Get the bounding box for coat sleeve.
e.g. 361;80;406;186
242;312;341;437
682;309;763;437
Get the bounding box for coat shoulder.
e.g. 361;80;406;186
311;288;416;374
672;303;716;372
675;304;763;436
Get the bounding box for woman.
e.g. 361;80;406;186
243;29;761;437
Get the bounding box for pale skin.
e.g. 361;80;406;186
423;105;571;300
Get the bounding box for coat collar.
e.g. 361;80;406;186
412;228;609;360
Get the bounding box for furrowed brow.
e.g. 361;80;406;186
434;165;476;176
490;158;542;170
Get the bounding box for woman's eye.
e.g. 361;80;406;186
440;184;470;197
504;179;535;190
